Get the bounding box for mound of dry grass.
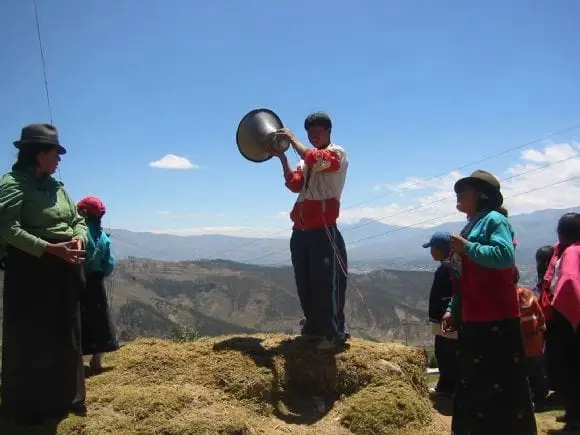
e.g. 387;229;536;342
4;334;435;434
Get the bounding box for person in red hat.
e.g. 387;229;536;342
76;196;118;373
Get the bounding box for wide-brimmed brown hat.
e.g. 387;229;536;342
454;170;503;206
13;123;67;155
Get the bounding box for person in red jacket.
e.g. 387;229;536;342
272;113;349;352
514;267;548;410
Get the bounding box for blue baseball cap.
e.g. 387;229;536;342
422;231;451;251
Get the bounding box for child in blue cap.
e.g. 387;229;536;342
423;230;458;397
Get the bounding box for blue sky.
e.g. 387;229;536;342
1;0;580;237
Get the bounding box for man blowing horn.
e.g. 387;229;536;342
270;112;349;352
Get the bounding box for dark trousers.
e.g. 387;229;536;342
551;311;580;419
527;356;548;404
290;226;347;342
434;334;459;394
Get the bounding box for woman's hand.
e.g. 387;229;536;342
46;242;85;264
70;237;84;250
441;312;456;333
449;234;468;253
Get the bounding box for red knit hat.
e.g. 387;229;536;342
77;196;106;217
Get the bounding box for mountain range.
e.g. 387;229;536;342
110;206;577;275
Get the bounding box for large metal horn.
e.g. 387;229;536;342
236;108;290;163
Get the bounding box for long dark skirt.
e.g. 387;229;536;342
550;311;580;420
452;318;537;435
1;246;86;421
434;334;459;394
80;271;119;355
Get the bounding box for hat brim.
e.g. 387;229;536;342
454;176;500;193
454;176;504;206
422;242;431;248
13;140;67;155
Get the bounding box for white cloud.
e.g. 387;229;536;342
148;142;580;237
268;211;289;220
149;226;289;238
149;154;199;170
340;142;580;228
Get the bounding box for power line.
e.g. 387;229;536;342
245;173;580;267
205;122;580;259
32;0;53;124
339;152;580;235
350;174;580;246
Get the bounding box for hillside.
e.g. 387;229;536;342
0;259;435;346
111;259;433;345
107;206;579;269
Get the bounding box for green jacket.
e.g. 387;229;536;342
0;168;87;258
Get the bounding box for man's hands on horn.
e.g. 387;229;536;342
266;128;295;158
275;128;297;143
274;128;309;158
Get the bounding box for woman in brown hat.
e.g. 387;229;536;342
0;124;88;425
442;170;537;434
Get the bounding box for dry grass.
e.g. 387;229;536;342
3;335;574;434
2;334;441;434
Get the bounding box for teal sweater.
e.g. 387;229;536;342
84;222;115;277
447;210;516;321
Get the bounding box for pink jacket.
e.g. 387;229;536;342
551;242;580;330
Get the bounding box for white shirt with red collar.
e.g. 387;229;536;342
284;144;348;230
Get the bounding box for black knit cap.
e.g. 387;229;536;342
304;112;332;131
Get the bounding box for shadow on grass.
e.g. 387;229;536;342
213;335;344;426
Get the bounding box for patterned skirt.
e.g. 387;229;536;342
452;318;537;435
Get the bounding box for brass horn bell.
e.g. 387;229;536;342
236;108;290;163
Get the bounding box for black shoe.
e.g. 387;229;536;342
70;403;87;417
